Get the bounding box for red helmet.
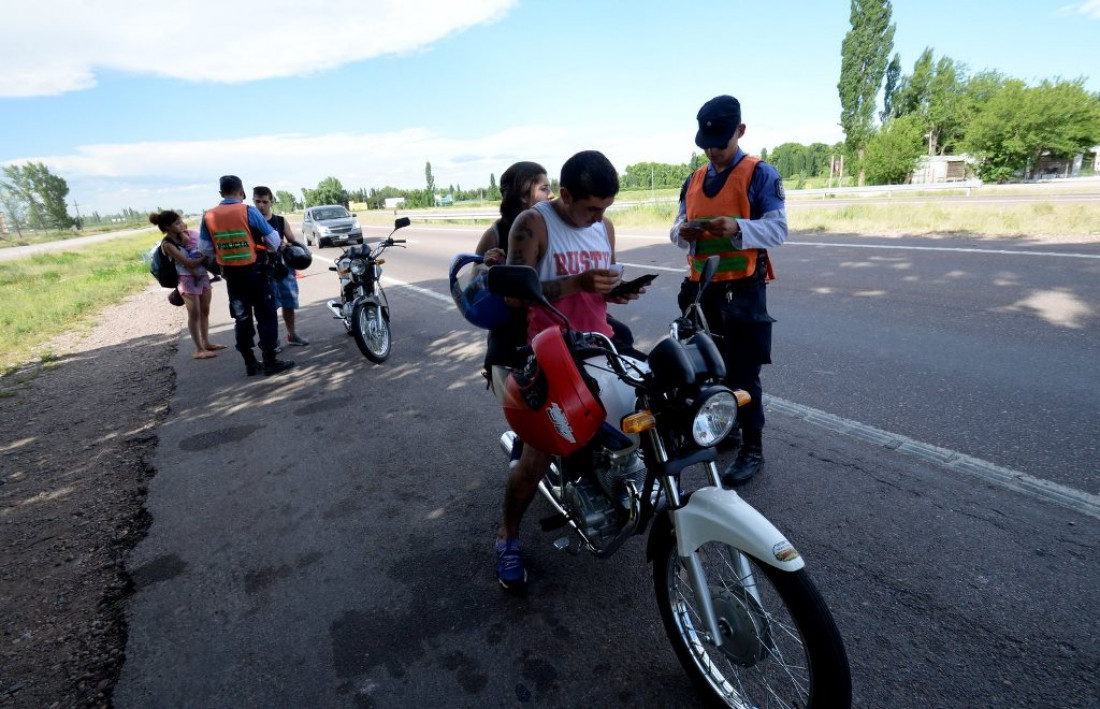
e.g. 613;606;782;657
501;327;605;456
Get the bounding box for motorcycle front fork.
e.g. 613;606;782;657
668;459;763;650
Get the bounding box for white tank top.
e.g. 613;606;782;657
528;201;613;337
533;201;613;279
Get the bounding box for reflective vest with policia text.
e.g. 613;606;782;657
203;202;269;267
685;156;775;283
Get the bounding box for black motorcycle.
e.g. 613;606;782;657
326;217;409;363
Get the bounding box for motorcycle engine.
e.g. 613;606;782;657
563;448;646;547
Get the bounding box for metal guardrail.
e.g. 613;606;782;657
793;180;983;199
397;180;987;220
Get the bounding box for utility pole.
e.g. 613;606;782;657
71;200;82;230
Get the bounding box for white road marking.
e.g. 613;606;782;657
787;242;1100;259
312;253;454;306
767;395;1100;521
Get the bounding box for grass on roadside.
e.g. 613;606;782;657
0;220;154;249
582;199;1100;238
0;230;163;371
789;200;1100;237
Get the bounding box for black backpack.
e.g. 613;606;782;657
150;239;179;289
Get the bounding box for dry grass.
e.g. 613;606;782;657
789;201;1100;241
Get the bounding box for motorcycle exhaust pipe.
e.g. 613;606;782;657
326;300;343;319
499;431;517;460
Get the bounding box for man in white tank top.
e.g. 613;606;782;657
493;150;646;590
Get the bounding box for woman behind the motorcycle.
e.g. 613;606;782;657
474;161;554;392
493;150;647;590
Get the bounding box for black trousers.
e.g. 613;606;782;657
679;277;775;431
223;264;279;359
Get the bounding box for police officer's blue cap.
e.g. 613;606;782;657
219;175;244;194
695;95;742;149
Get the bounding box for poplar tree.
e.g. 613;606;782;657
838;0;896;185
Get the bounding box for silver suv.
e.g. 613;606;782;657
302;205;363;248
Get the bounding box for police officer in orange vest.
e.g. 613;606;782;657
671;95;787;485
198;175;295;376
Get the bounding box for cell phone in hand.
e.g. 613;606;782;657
610;273;658;297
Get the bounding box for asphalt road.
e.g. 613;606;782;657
115;224;1099;708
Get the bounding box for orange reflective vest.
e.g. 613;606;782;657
685;156;771;282
204;203;265;267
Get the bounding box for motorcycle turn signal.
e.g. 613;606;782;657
621;411;656;434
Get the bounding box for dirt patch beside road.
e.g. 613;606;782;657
1;287;182;708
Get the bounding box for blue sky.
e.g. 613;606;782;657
2;0;1098;215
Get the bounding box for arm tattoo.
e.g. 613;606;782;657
506;216;535;266
543;280;563;301
512;221;533;244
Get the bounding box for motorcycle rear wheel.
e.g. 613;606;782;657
352;301;391;363
652;531;851;708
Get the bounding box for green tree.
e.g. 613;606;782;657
425;161;435;197
303;177;348;207
769;142;837;180
488;173;500;201
365;185;408;210
838;0;896;185
891;48;933;119
891;49;969;156
0;184;26;237
1;162;75;230
275;190;297;213
863;114;925;184
881;53;902;121
621;162;694;190
963;78;1100;182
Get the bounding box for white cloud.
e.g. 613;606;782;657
1054;1;1100;18
4;113;845;215
3;126;572;214
0;0;516;98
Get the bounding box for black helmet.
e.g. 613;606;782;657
284;243;312;270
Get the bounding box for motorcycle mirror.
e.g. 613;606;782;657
695;255;720;304
487;265;572;330
394;217;411;229
487;265;545;304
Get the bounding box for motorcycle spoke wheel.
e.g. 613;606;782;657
653;535;851;708
352;302;391;363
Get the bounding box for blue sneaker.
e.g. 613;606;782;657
494;538;527;589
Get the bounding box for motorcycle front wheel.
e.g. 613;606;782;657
352;300;391;363
652;531;852;708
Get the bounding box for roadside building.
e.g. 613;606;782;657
910;155;973;184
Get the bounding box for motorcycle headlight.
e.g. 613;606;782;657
690;388;738;447
349;259;367;275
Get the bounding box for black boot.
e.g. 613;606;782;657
262;352;295;376
717;424;742;452
243;350;261;377
722;429;764;487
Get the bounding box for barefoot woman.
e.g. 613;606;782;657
150;211;226;359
